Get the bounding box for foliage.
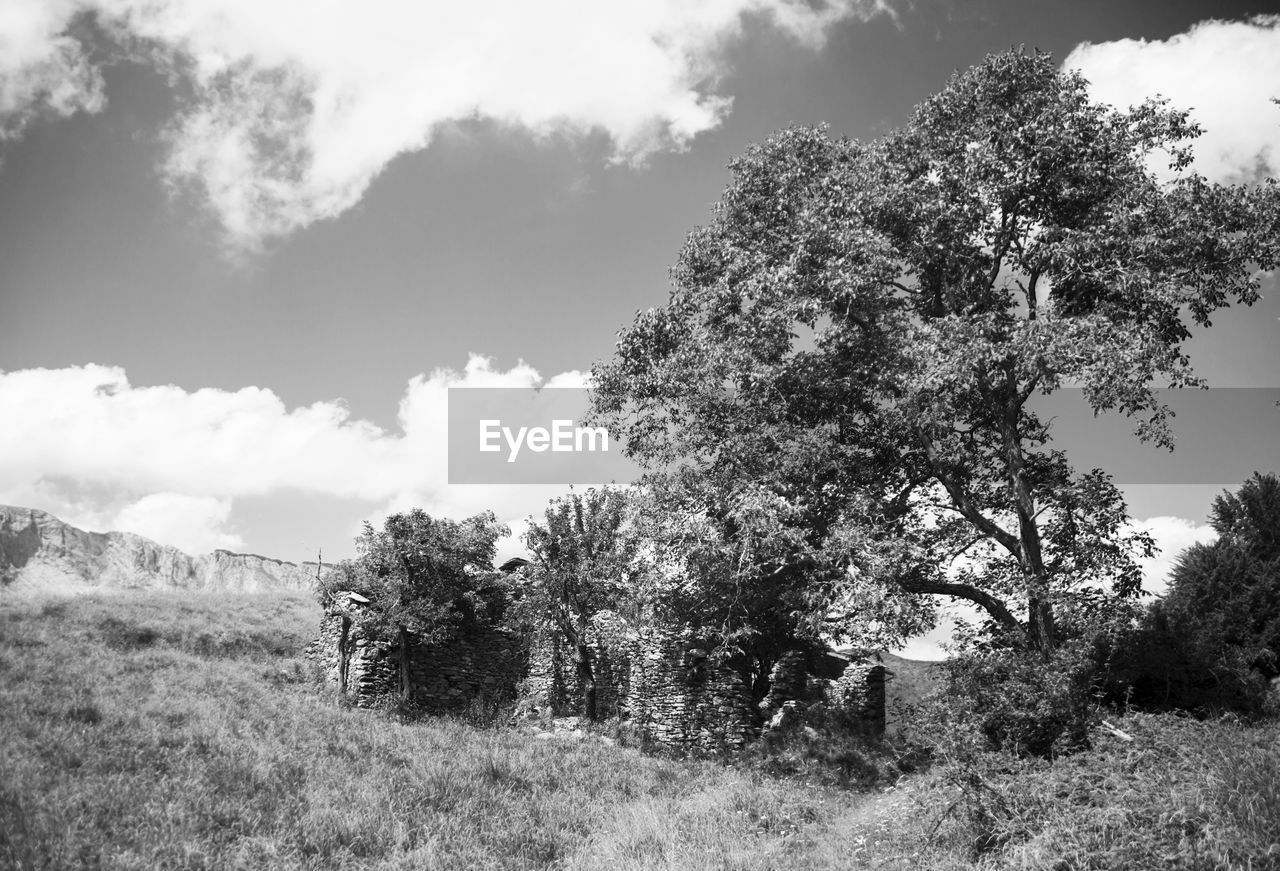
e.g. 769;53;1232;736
631;471;850;702
912;640;1100;762
520;487;646;718
1104;472;1280;716
592;49;1280;659
907;713;1280;869
318;508;510;645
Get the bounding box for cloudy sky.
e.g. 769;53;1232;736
2;1;1278;634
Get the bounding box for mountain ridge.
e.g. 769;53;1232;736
0;504;320;595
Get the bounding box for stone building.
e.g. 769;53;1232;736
310;589;886;753
310;591;527;713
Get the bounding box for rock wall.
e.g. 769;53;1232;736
626;626;759;752
0;505;320;595
313;592;526;713
520;611;632;720
312;592;886;755
524;615;888;751
827;656;887;736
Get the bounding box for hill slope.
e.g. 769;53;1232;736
0;505;320;595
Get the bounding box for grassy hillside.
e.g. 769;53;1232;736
2;592;1277;869
880;651;942;736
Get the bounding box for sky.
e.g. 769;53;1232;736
2;1;1279;651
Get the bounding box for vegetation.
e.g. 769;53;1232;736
592;49;1280;663
520;487;645;720
318;509;511;698
1105;472;1280;717
7;48;1279;871
3;591;1279;869
319;509;511;642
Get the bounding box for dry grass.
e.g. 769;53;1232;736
0;592;861;870
2;591;1277;870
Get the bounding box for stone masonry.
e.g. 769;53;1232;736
311;591;886;753
311;591;526;713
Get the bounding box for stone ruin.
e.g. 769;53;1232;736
308;591;527;715
309;587;886;754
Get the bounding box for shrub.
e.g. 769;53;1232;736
919;640;1098;760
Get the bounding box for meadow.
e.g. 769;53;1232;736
1;591;1277;870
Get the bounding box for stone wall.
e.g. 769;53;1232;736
520;610;632;721
310;592;526;712
401;624;526;714
310;591;886;754
519;613;886;752
828;655;887;736
626;626;758;752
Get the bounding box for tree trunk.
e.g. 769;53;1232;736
398;625;412;700
575;643;597;720
1027;596;1057;654
1000;385;1056;654
338;616;352;695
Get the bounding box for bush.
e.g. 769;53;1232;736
911;713;1280;867
918;641;1098;760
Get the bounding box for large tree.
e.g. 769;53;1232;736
592;50;1279;656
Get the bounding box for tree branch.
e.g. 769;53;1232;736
896;575;1022;634
916;426;1022;557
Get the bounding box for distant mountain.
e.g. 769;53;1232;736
0;505;321;595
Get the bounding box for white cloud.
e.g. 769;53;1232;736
1128;514;1218;596
0;0;105;141
0;0;889;249
0;355;592;553
1066;16;1280;182
114;492;244;553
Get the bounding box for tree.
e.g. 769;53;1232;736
1107;472;1280;714
320;509;510;698
630;468;857;702
592;50;1280;657
522;488;645;719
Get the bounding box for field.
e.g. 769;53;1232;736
2;591;1277;870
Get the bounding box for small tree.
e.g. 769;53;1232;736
522;488;644;719
320;509;509;699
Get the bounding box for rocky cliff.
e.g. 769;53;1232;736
0;505;320;595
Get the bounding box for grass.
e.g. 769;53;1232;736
1;591;1277;869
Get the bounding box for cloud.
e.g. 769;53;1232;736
0;355;594;552
1065;16;1280;182
0;0;889;249
0;0;105;142
1128;515;1218;596
114;493;244;553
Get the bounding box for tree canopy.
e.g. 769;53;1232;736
592;50;1280;656
321;508;510;645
